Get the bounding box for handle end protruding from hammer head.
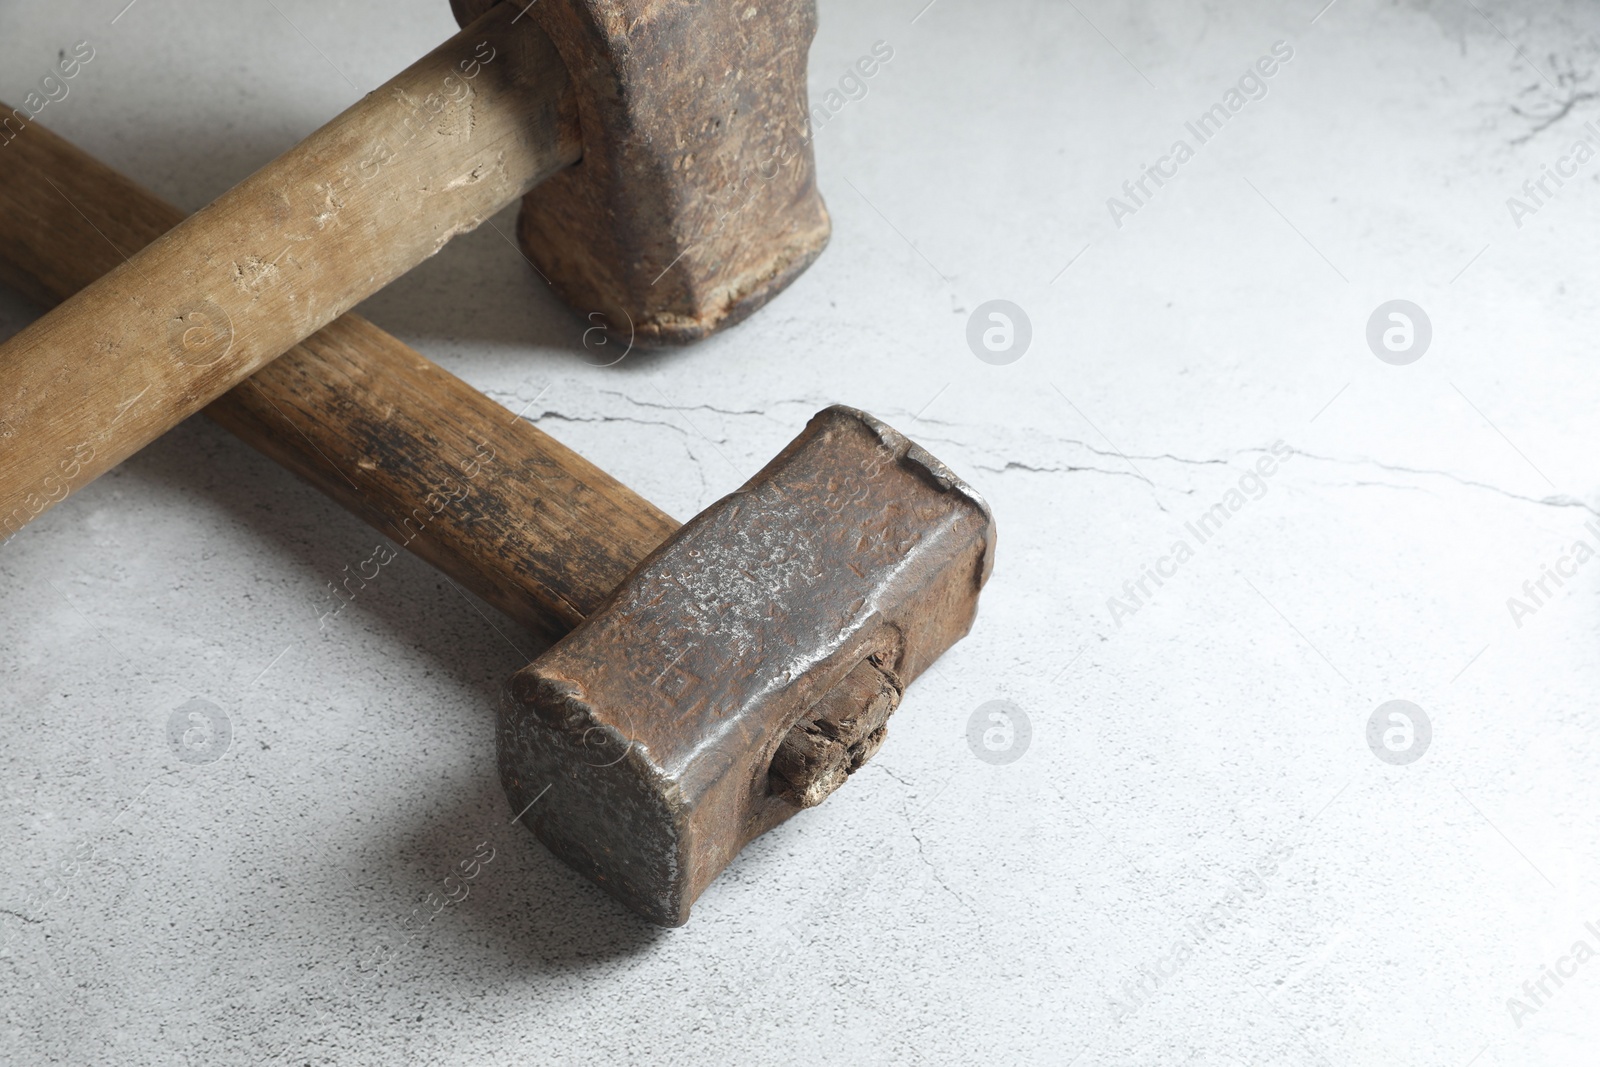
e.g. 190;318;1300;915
497;406;994;925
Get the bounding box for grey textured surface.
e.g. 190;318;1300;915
4;1;1600;1064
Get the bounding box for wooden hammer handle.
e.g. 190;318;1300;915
2;118;901;811
0;3;580;540
0;113;674;641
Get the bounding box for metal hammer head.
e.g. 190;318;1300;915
499;407;994;925
451;0;831;345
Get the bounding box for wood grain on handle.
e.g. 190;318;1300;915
0;112;676;643
0;2;581;542
0;113;892;811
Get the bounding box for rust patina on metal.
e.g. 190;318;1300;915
450;0;832;345
499;407;995;926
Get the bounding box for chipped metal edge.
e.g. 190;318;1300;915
821;404;997;587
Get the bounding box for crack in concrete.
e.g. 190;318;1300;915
492;403;690;437
591;388;812;421
488;397;716;503
489;392;1591;521
874;764;914;789
907;824;979;920
1283;447;1598;516
971;459;1183;489
925;428;1595;520
911;413;1238;470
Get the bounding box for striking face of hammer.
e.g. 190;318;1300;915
502;408;994;926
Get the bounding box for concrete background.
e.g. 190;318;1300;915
4;0;1600;1063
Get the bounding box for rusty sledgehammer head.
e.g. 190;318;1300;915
500;408;994;925
450;0;831;346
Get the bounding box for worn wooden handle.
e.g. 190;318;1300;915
0;115;886;808
0;2;580;539
0;110;671;641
